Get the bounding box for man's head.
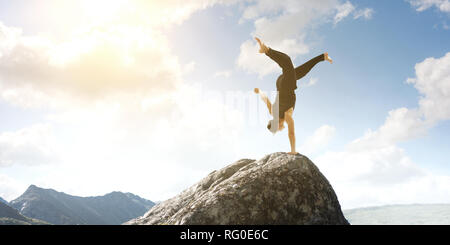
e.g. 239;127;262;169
267;118;285;133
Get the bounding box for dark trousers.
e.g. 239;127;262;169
265;48;325;119
266;48;325;81
294;53;325;80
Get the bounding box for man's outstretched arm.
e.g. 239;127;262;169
254;88;272;115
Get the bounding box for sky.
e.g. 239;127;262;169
0;0;449;209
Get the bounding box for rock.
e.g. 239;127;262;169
126;152;349;225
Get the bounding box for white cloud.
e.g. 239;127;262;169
407;52;450;123
0;22;183;108
334;1;355;24
354;8;374;20
317;145;426;184
300;125;336;155
0;1;248;201
315;131;450;209
236;0;334;77
407;0;450;13
236;0;372;77
444;21;450;29
0;124;59;167
314;52;450;209
349;52;450;152
0;174;27;202
300;77;319;88
214;70;232;78
130;0;241;27
348;108;429;151
237;38;309;77
0;83;247;201
24;0;238;34
183;61;196;74
0;0;380;203
44;84;245;200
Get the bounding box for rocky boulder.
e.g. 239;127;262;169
126;152;348;225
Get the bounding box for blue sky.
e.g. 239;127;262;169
0;0;449;209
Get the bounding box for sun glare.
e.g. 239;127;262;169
81;0;128;24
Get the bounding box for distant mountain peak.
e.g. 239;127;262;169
105;191;126;197
24;184;43;193
0;196;8;205
0;201;49;225
9;186;155;225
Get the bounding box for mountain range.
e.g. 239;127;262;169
0;201;49;225
3;184;450;225
6;185;155;225
0;197;8;205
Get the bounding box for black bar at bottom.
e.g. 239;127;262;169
0;225;448;244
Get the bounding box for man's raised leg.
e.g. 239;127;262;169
294;52;332;81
